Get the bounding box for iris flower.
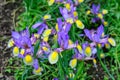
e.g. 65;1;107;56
84;25;116;48
59;5;84;29
72;42;97;61
56;18;71;49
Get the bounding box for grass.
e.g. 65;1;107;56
5;0;120;80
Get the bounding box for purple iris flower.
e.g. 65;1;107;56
59;3;77;22
57;18;71;49
32;22;48;34
12;28;34;55
91;4;100;14
84;25;108;46
73;42;97;60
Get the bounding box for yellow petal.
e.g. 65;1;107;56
100;53;105;58
78;0;84;3
86;10;91;15
8;39;14;48
76;44;83;53
13;47;19;56
105;43;110;49
34;33;40;38
48;51;58;64
66;18;74;24
97;43;102;48
43;36;49;42
48;0;55;6
68;39;73;45
103;21;108;26
97;13;103;19
65;3;71;11
24;54;33;65
93;59;97;64
85;46;92;57
20;49;25;55
75;20;84;29
102;9;108;14
42;47;48;51
55;23;59;32
108;38;116;46
33;67;43;75
69;72;75;78
73;11;78;17
43;29;51;37
43;14;51;20
69;58;77;69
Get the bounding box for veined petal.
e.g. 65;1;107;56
8;39;14;48
43;14;51;20
76;44;83;53
68;39;73;45
55;23;59;32
75;20;84;29
73;11;78;17
48;51;59;64
105;43;110;49
20;49;25;55
97;13;103;19
85;46;92;57
66;18;74;24
108;38;116;46
13;46;19;56
33;67;43;75
24;54;33;65
102;9;108;14
65;3;71;11
78;0;84;3
43;36;49;42
42;47;48;51
42;29;52;37
48;0;55;6
69;58;77;69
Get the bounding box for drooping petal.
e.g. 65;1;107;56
108;38;116;46
48;51;59;64
13;46;19;56
33;67;43;75
84;46;92;57
75;20;84;29
23;54;33;65
48;0;55;6
69;58;77;69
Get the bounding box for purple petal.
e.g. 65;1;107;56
33;59;39;70
32;22;42;29
65;23;71;33
84;29;92;40
12;31;21;39
57;18;63;31
93;34;100;42
97;25;104;37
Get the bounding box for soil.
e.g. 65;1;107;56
0;0;22;80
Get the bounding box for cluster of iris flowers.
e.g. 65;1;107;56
8;0;116;78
